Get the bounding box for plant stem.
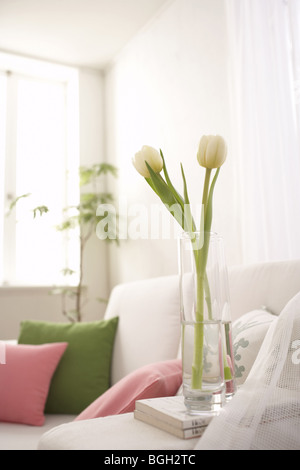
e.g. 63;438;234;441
191;168;212;389
192;267;205;388
76;233;84;322
202;169;212;222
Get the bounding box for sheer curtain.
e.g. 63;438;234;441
226;0;300;264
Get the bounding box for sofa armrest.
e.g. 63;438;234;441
37;413;198;450
104;275;181;385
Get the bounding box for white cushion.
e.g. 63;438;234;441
104;275;181;385
232;309;276;385
37;412;198;450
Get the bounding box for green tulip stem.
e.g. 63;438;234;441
201;169;212;225
191;267;205;389
191;168;212;389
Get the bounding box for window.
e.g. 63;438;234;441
0;52;80;286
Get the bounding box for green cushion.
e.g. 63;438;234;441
18;317;119;414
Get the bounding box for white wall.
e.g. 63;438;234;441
105;0;241;288
77;68;110;322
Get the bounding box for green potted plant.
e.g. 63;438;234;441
53;162;119;322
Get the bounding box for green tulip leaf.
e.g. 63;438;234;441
145;177;159;195
160;150;184;207
145;162;176;205
180;163;196;233
146;162;184;228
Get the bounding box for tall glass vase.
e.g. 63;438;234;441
179;231;236;414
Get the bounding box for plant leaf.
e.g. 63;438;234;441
79;163;118;186
94;163;118;177
61;267;76;276
56;216;79;231
7;193;31;215
32;205;49;218
180;163;196;232
146;162;184;227
160;150;184;206
145;177;159;195
146;163;178;206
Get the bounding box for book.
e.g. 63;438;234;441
134;396;216;439
134;409;207;439
135;396;215;429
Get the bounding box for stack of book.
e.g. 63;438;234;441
134;396;215;439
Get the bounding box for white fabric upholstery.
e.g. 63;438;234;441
228;259;300;320
104;275;181;385
0;415;76;450
37;413;197;450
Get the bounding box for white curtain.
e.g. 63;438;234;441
226;0;300;264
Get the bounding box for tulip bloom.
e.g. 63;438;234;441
197;135;227;169
132;145;163;178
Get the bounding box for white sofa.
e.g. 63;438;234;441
1;259;300;450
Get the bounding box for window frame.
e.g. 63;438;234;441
0;52;80;287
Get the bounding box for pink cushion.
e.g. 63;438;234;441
75;359;182;421
0;342;68;426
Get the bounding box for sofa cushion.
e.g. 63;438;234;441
18;317;119;414
232;309;276;385
75;359;182;421
38;412;198;450
0;342;67;426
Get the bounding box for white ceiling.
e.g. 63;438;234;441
0;0;171;70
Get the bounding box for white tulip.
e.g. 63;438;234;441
132;145;163;178
197;135;227;169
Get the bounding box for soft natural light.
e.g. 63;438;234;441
16;78;67;284
0;53;80;286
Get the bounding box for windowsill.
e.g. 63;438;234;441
0;284;79;296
